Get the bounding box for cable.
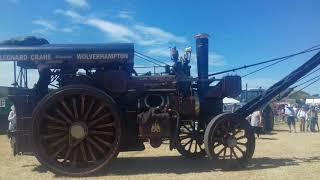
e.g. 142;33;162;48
296;66;320;82
295;76;320;92
134;65;166;68
242;56;291;78
206;45;320;77
135;51;170;65
134;53;162;66
293;75;320;88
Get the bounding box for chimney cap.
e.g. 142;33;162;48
194;33;210;39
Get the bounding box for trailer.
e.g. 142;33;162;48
0;35;319;176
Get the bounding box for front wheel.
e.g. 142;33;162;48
204;113;255;165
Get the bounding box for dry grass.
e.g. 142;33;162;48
1;123;320;180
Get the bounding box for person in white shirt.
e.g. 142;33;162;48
285;104;297;133
250;110;262;137
8;105;16;138
297;107;307;132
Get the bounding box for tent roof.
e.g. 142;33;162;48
223;97;240;104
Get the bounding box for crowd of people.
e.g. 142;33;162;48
284;105;319;133
247;104;319;136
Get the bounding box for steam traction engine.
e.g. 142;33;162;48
1;34;319;176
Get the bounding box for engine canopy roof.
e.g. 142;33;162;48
0;43;134;69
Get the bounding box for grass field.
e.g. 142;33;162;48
0;123;320;180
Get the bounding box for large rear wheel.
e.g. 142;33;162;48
32;85;121;176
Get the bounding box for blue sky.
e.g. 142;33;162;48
0;0;319;94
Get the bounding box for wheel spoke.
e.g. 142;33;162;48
80;95;85;116
94;122;115;129
235;145;245;155
222;148;227;159
237;142;247;146
217;146;227;156
179;135;190;140
63;146;73;162
195;140;198;152
80;142;88;162
213;142;222;149
90;130;113;136
61;100;74;119
72;98;79;120
233;129;242;135
231;147;239;159
87;137;105;154
44;114;67;125
94;136;113;148
88;113;112;127
84;100;95;121
89;104;104;121
236;136;246;140
86;141;96;161
221;124;229;133
229;148;233;159
49;136;68;148
43;132;66;139
182;139;192;147
47;125;68;132
56;108;72;124
188;139;194;152
71;147;79;166
51;144;66;158
182;124;192;133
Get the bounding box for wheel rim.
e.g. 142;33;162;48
33;87;120;175
176;120;206;158
206;114;255;163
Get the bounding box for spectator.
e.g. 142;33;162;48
293;105;299;122
250;110;262;138
297;107;307;132
285;104;297;133
8;105;16;138
308;106;319;132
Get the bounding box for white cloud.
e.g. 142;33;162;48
32;19;74;35
134;25;187;45
117;10;135;20
86;18;136;42
65;0;88;8
146;47;171;57
33;19;57;31
54;9;187;46
54;9;84;20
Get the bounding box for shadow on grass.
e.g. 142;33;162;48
31;155;320;177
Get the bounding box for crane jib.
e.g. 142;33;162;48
236;51;320;118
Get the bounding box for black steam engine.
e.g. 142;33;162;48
1;34;319;176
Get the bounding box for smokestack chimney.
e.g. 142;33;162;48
195;33;209;97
